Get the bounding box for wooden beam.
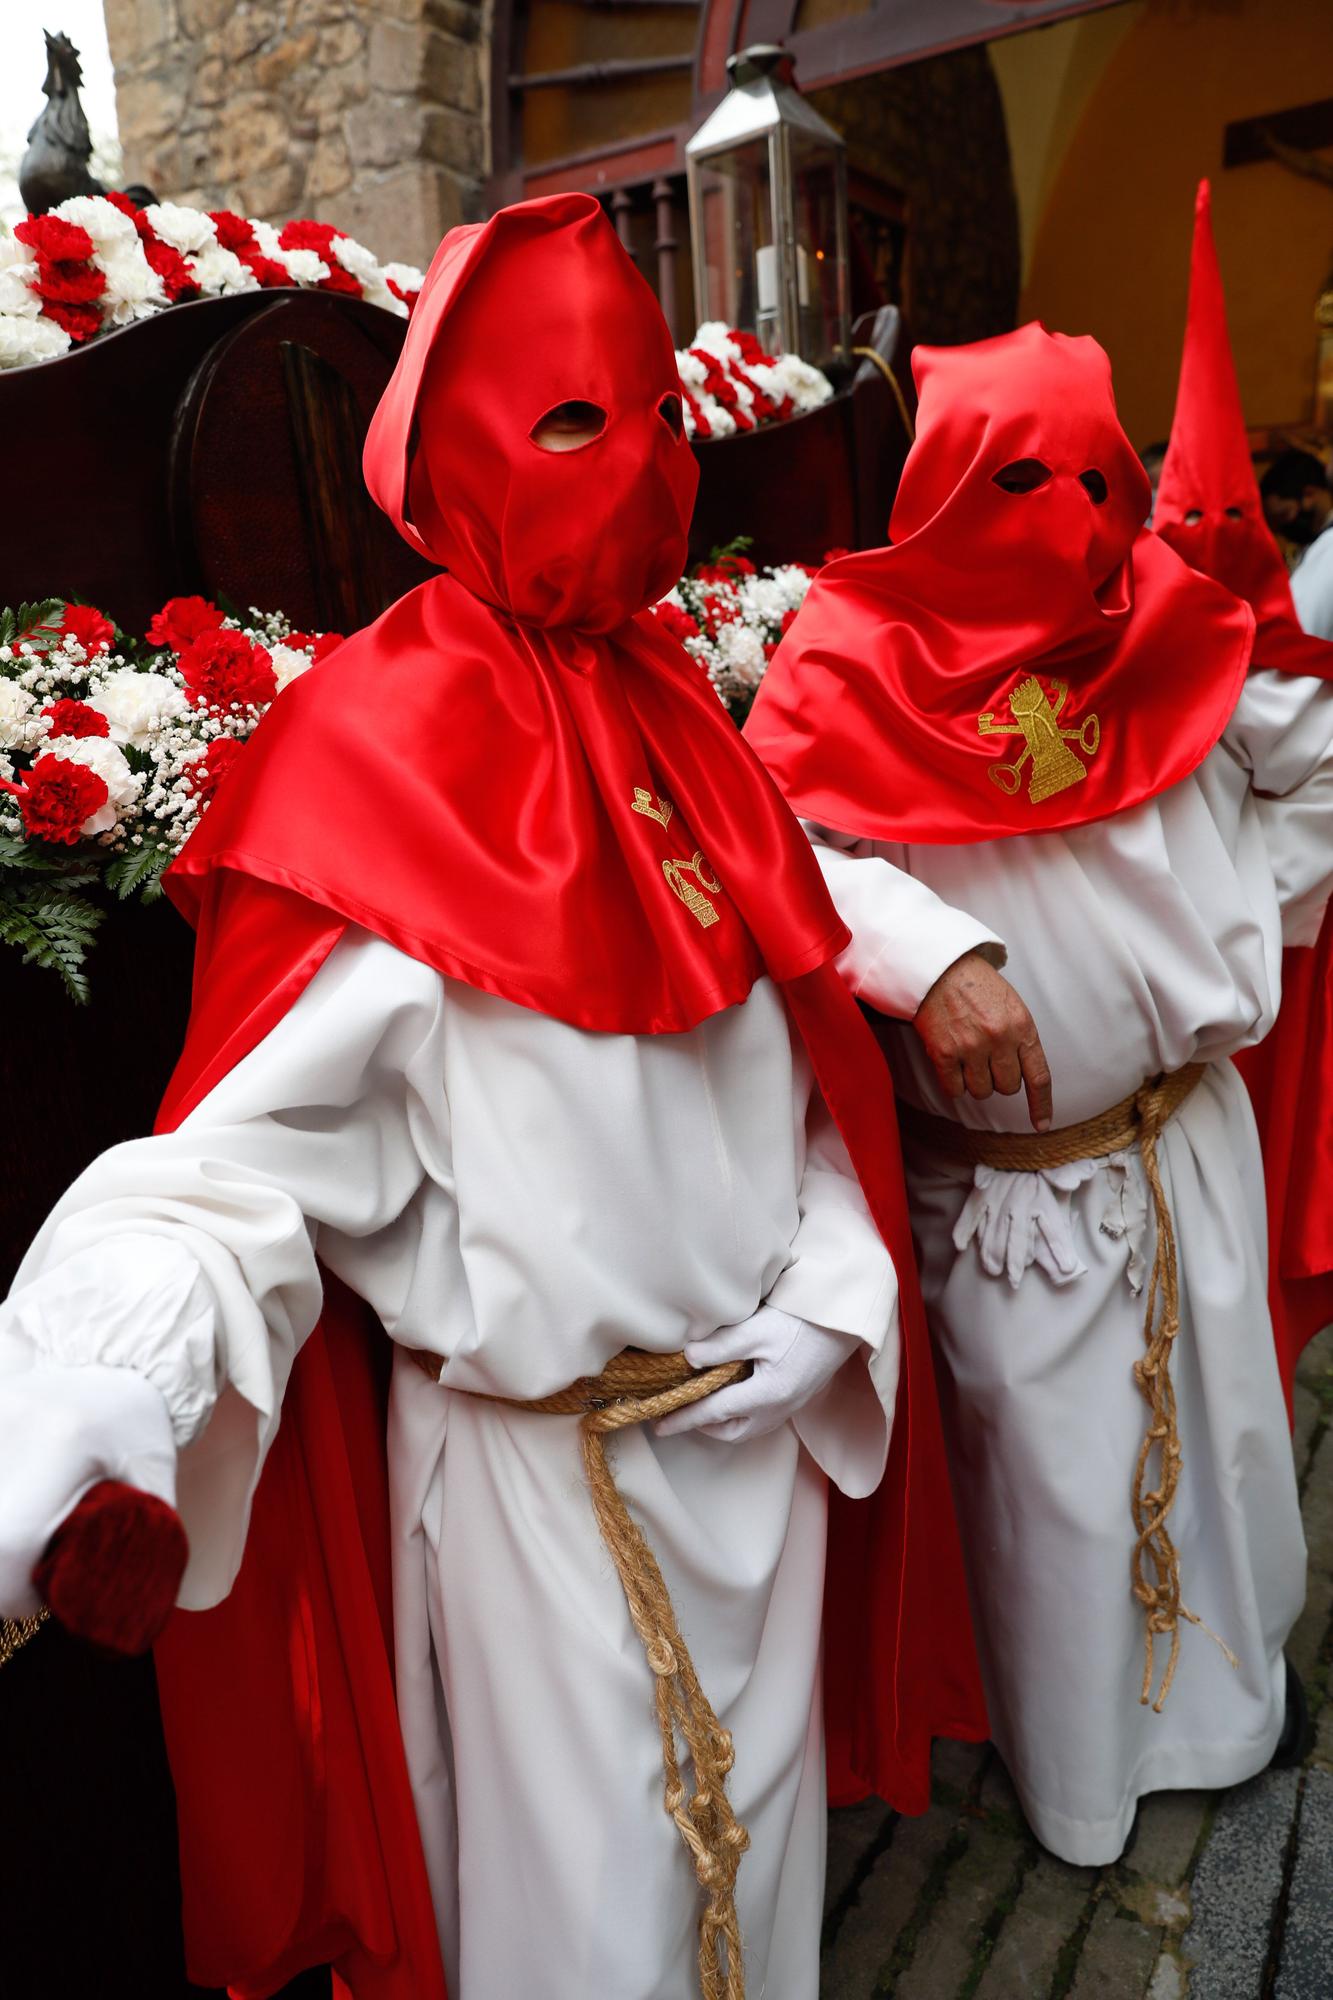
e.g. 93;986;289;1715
508;53;694;91
1224;98;1333;170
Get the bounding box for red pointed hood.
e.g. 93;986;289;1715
1156;180;1333;680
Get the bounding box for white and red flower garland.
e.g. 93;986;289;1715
674;323;834;440
652;541;844;719
0;193;426;370
0;594;342;996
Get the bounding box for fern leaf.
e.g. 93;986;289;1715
0;884;104;1004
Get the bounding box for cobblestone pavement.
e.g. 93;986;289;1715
820;1328;1333;2000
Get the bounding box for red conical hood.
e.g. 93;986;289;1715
1156;180;1333;679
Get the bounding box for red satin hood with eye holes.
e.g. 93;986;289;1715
1155;180;1333;684
746;323;1255;844
170;191;849;1033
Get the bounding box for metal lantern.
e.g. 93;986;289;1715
685;44;850;365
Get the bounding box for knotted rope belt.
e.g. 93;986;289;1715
408;1343;752;2000
899;1061;1236;1713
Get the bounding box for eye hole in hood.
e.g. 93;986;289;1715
1079;468;1109;505
529;399;608;452
992;457;1052;494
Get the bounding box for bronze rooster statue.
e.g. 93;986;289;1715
19;32;105;215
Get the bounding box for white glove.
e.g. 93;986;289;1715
953;1161;1093;1289
655;1304;862;1444
0;1334;178;1618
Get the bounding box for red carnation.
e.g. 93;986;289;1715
145;595;226;653
179;628;276;712
61;603;115;655
185;735;245;803
241;248;292;288
779;608;800;637
104;190;143;221
142;236;198;302
386;276;421;314
29;256;105;305
318;262;362;298
208;210;257;254
16;215;95;264
821;547;851;567
286;630;345;662
42;698;109;740
7;753;108;845
652;601;698;644
682;387;711;441
278;219;346;258
40;298;103;342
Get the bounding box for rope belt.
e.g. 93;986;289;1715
900;1061;1236;1713
407;1343;751;2000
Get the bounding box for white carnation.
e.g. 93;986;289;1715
331;237;393;310
144;202;216;256
248;218;282;257
689;321;737;361
767;564;815;611
281;248;329;286
98;239;167;324
52;195;138;253
0;311;71;369
0;236;41;318
190;244;258;296
89;667;186;749
269;643;314;693
0;680;40;749
768;352;833;412
44;734;141;835
381;260;423;315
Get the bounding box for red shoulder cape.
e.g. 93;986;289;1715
150;869;986;1997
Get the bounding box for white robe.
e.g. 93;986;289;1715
1;939;951;1998
808;665;1333;1865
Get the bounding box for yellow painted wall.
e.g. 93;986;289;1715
1008;0;1333;447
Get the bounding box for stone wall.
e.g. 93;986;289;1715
102;0;490;272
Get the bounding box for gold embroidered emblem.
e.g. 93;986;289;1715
978;675;1101;804
662;852;722;929
630;787;674;829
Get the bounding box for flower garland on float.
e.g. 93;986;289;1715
0;546;842;993
652;539;845;721
0;595;341;998
0;193;426;369
0;196;837;438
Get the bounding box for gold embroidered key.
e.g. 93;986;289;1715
978;675;1101;804
629;787;723;930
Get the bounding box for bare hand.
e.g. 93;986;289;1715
913;951;1053;1132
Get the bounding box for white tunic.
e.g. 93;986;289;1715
809;665;1333;1865
1;940;921;1998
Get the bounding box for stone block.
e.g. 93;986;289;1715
179;0;236;33
1275;1768;1333;1998
979;1751;1021;1822
116;68;190;142
1299;1426;1333;1579
1122;1790;1210;1887
974;1852;1094;1999
1183;1766;1299;1999
302;60;370;118
897;1822;1027;1998
1314;1696;1333;1774
318;19;366;68
103;0;175;62
221;4;277;64
1293;1382;1321;1480
420;104;484;177
1069;1897;1160;1997
214;95;293;180
1147;1953;1188;1999
193;56;227;106
821;1799;958;1998
317;162;467;269
304;130;351;199
369;19;480;109
1285;1568;1333;1687
252;30;319;91
344;98;424;171
238;158;305;220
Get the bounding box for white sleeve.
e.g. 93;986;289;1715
0;928;448;1607
768;1089;901;1499
806;821;1007;1016
1227;669;1333;944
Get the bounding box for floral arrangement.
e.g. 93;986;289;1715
0;193;426;370
0;595;341;997
653;540;841;721
674;324;834;440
